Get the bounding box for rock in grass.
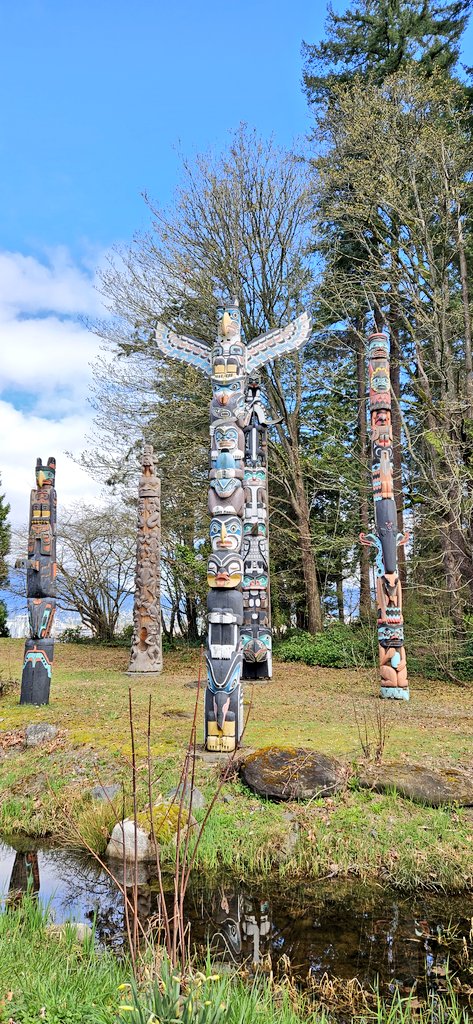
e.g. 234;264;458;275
25;723;58;747
166;783;206;811
358;762;473;807
47;921;93;942
239;746;346;801
106;819;155;862
90;783;121;803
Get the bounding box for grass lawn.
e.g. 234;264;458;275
0;639;472;891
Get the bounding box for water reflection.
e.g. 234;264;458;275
8;851;40;899
0;840;471;995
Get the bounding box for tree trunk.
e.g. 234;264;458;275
356;336;372;619
335;569;344;621
439;520;465;636
185;594;200;642
292;477;323;633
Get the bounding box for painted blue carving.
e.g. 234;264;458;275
154;323;212;375
246;311;312;374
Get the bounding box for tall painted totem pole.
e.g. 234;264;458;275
128;445;163;675
20;457;57;705
360;332;409;701
155;299;311;750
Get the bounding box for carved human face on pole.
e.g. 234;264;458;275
209;515;243;552
207;552;244;589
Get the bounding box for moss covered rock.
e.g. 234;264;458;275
239;746;347;801
358;763;473;806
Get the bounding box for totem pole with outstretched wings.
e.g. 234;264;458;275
155;299;311;751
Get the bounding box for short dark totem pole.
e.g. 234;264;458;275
360;332;409;700
128;445;163;675
155;299;311;750
20;457;57;705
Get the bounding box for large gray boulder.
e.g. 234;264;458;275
105;819;155;862
90;783;121;803
166;783;206;811
239;746;347;802
25;723;58;747
358;762;473;807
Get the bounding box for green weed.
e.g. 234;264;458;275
0;893;127;1023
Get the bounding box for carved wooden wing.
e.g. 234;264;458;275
246;312;312;374
154;323;212;375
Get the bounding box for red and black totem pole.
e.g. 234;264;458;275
20;457;57;705
360;333;409;700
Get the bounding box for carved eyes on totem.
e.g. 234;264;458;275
243;573;268;589
216;381;241;394
207;555;243;588
215;428;238;447
243;521;267;536
213;359;240;377
370;369;390;392
210;519;242;538
245;469;266;482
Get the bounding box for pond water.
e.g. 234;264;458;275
1;840;472;996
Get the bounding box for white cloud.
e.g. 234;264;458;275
0;314;103;399
0;248;103;318
1;401;104;526
0;248;110;526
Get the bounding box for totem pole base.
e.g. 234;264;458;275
126;667;163;676
20;639;53;705
206;720;236;753
242;660;272;681
380;686;409;702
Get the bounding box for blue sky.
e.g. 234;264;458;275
1;0;337;542
1;0;473;543
0;0;331;256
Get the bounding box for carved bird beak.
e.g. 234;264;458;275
220;311;233;337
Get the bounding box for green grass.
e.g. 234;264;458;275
0;640;472;891
0;894;127;1023
185;785;473;892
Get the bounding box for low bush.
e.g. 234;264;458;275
275;623;375;669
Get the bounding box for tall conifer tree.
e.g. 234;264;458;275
303;0;472;103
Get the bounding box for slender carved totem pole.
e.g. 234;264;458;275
20;457;57;705
360;332;409;700
155;299;311;750
128;445;163;675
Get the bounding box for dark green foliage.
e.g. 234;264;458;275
275;624;375;668
0;475;10;589
0;598;9;638
303;0;472;104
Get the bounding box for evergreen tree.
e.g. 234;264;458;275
0;478;11;638
303;0;472;103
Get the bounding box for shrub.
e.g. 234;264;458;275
275;623;375;669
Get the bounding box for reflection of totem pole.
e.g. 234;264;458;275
155;299;311;750
9;851;40;898
128;445;163;674
360;332;409;700
20;457;57;705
